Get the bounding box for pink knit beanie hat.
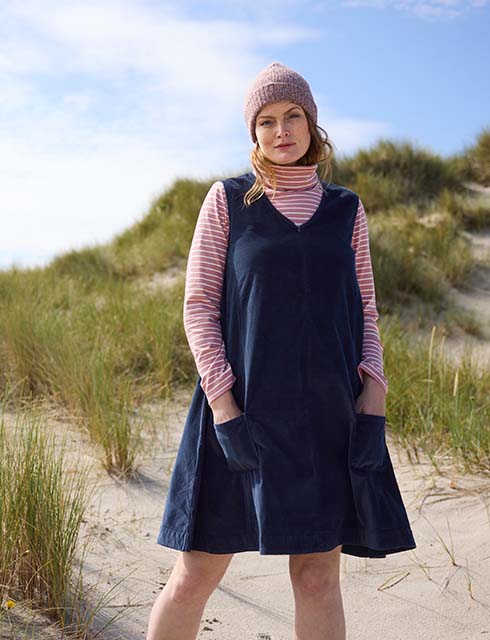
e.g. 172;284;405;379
244;61;318;144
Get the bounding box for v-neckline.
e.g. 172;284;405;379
260;185;328;231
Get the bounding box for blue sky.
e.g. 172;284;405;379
1;0;489;270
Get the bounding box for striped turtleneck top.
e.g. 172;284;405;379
183;162;388;406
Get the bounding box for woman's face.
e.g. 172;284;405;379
255;101;311;165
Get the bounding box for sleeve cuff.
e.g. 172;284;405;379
358;362;388;395
201;370;237;406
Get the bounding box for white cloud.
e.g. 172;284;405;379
61;92;98;111
0;0;389;269
0;76;38;109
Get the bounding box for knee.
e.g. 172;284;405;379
167;553;230;606
290;563;340;600
169;569;218;606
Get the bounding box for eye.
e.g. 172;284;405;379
260;113;300;126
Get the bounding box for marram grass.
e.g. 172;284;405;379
382;315;490;475
0;136;489;478
0;406;91;631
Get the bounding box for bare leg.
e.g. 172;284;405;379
146;550;234;640
289;545;346;640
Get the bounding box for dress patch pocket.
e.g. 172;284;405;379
213;413;260;472
350;413;388;471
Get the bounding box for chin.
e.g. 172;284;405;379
271;154;302;165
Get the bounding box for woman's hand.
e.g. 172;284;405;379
209;390;242;424
355;374;386;417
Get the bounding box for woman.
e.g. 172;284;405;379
146;62;416;640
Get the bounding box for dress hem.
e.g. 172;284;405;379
156;525;417;558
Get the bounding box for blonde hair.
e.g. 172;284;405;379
243;111;335;207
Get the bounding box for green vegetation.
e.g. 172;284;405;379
1;129;490;636
369;204;474;309
382;318;490;472
0;271;192;475
446;127;490;186
1;132;489;476
0;408;89;634
333;138;466;212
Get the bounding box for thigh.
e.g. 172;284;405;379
289;545;342;579
173;550;235;585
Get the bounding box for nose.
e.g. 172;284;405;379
276;124;290;138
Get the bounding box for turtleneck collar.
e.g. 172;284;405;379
252;163;320;192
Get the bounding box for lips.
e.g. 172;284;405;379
275;143;294;148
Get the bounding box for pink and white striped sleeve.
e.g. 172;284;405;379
183;181;236;406
351;198;389;395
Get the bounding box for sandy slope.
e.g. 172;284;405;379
443;183;490;371
442;223;490;371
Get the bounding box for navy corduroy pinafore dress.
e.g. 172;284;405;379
157;172;417;558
